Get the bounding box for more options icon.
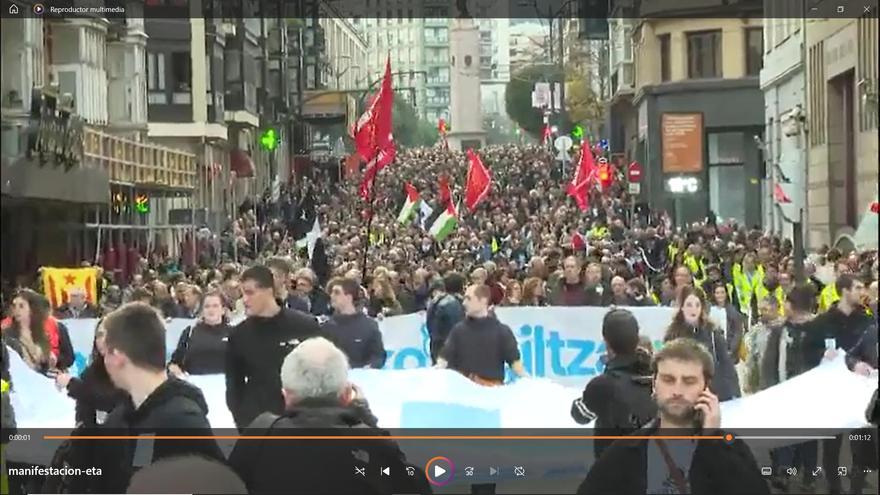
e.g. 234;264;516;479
425;456;455;487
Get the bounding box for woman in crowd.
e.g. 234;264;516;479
520;277;546;307
1;289;74;373
663;285;741;401
708;282;745;363
504;280;522;306
54;318;127;426
168;291;232;376
368;277;403;318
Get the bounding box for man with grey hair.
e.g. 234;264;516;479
294;267;331;316
228;338;431;495
55;286;99;319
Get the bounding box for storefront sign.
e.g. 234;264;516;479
661;113;704;173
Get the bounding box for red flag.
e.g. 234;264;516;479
566;140;598;211
354;56;396;200
571;232;586;252
773;183;792;204
438;174;452;208
465;149;492;212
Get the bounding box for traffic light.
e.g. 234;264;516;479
260;128;279;151
571;124;585;140
598;163;613;189
134;194;150;214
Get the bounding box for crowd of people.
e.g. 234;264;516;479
1;143;878;495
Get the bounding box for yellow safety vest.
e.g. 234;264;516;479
668;245;680;264
683;254;706;286
589;226;608;240
818;283;839;313
732;263;765;316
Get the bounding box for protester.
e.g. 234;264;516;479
663;286;741;401
742;295;784;394
368;276;403;318
813;274;878;495
708;282;745;363
425;272;466;364
168;291;232;376
86;302;224;493
53;318;127;427
520;277;546;306
576;338;768;495
266;257;309;312
322;277;387;368
760;285;822;492
228;337;430;495
1;289;74;373
54;286;99;319
571;308;656;458
294;268;332;317
437;284;526;386
225;265;323;430
177;284;203;319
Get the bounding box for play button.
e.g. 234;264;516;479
425;456;455;487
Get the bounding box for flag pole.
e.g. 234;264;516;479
360;154;378;283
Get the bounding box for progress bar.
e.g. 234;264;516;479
736;436;836;440
43;435;729;441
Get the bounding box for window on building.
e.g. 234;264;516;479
687;30;722;79
147;52;165;90
659;34;670;82
745;28;763;76
169;52;191;91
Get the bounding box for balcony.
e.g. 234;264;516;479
83;127;197;190
611;62;635;99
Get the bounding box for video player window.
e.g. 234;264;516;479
1;2;878;495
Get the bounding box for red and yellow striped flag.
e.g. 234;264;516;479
41;267;99;308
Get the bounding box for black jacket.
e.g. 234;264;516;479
760;318;824;389
66;362;128;427
813;304;877;368
307;289;332;317
574;352;657;458
225;308;322;429
665;325;741;402
87;377;224;493
425;293;465;340
229;399;432;495
322;313;387;368
169;321;232;375
577;420;769;495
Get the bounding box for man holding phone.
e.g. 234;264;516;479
577;338;768;495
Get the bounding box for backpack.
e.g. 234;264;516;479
605;370;658;430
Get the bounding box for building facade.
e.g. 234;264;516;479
626;11;765;227
476;18;511;128
760;14;806;240
1;10;197;283
804;17;878;248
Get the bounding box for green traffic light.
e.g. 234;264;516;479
260;128;278;151
572;125;585;139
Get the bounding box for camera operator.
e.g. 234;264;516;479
571;309;656;458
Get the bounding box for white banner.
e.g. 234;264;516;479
61;307;727;388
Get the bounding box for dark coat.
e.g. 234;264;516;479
665;324;741;401
721;304;745;364
229;399;432;495
426;294;465;341
65;362;128;427
760;318;824;390
577;420;769;495
87;377;224;493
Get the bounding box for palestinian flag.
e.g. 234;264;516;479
429;202;458;241
397;183;421;224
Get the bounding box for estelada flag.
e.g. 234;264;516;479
41;267;99;308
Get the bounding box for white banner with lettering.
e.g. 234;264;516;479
60;306;727;388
